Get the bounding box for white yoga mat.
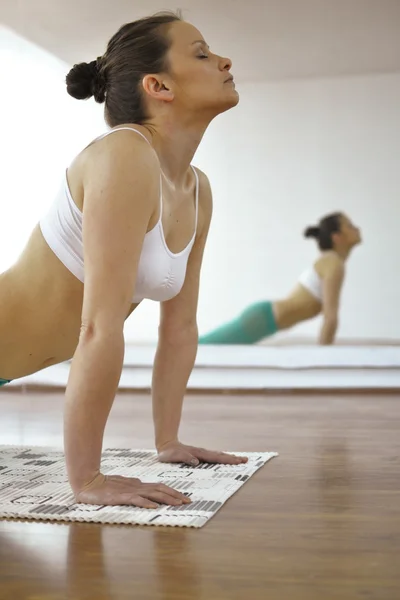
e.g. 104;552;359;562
0;446;278;528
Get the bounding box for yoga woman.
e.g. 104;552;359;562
0;12;247;508
199;213;361;346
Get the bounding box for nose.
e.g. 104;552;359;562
220;55;232;72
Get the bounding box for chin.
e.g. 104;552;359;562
217;90;240;114
231;90;240;106
198;91;240;122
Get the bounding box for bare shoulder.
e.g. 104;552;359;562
68;127;160;213
83;127;159;174
315;252;345;278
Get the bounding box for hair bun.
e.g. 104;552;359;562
304;225;320;239
66;59;106;103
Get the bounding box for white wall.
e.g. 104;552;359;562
190;72;400;343
0;27;104;273
1;27;399;343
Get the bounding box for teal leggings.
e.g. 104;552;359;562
198;300;278;345
0;378;11;387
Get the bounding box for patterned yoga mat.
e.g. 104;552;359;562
0;446;278;528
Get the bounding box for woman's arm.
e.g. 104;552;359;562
64;132;190;508
152;169;247;467
152;169;211;452
319;257;345;345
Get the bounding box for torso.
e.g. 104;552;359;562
0;125;201;379
0;228;87;377
273;251;344;330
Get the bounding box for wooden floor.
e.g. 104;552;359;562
0;389;399;600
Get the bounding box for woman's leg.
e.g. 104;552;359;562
198;300;278;344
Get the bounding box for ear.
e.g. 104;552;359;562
142;74;174;102
331;231;343;244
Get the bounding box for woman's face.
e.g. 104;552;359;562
163;20;239;117
338;214;362;247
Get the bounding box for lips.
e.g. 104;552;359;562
224;75;234;83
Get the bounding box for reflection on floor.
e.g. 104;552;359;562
0;389;399;599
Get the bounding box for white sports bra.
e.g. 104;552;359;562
39;127;199;303
298;265;323;301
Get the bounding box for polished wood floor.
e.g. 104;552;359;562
0;389;399;600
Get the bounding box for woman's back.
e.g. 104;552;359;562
0;222;84;377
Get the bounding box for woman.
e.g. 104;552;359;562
0;12;247;509
199;213;361;346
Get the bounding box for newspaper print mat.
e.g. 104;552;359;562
0;446;278;528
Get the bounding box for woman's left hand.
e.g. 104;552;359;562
157;441;248;467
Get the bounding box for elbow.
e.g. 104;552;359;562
79;321;97;342
74;322;125;369
79;319;124;346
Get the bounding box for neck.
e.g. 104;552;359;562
143;114;210;185
332;246;351;261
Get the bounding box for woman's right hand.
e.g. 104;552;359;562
74;473;191;509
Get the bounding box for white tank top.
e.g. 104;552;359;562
298;265;323;301
39;127;199;303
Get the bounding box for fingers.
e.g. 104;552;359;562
76;475;191;509
219;453;248;465
119;480;190;504
142;491;183;507
159;449;199;467
153;483;191;503
127;495;159;510
78;486;187;509
112;479;191;505
182;455;200;467
193;448;248;465
134;483;190;507
112;485;189;508
76;488;159;509
158;446;248;467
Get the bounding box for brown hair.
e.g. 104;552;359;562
65;11;182;126
304;212;342;250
